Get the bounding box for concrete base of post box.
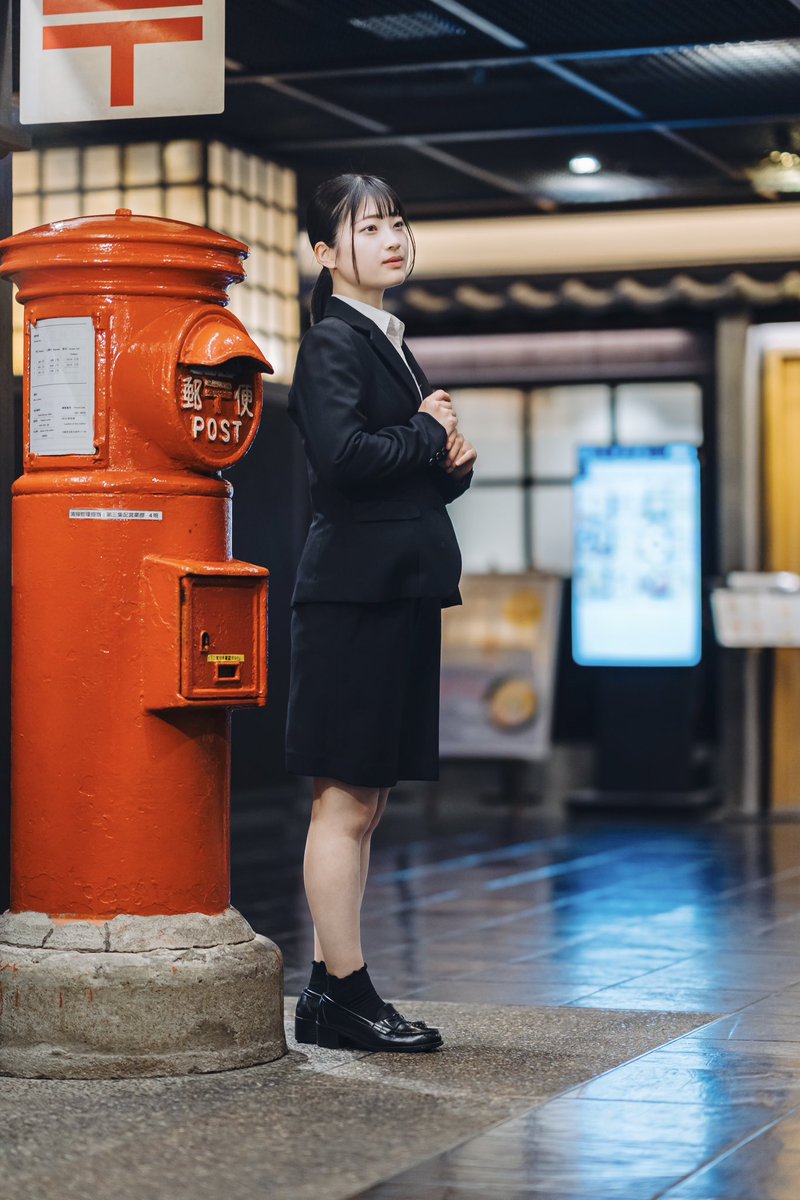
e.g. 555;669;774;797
0;906;287;1078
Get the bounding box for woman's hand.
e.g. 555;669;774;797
442;428;464;466
419;389;458;438
444;435;477;478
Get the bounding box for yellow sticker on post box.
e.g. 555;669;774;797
207;653;245;664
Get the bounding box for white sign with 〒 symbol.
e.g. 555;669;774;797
20;0;225;125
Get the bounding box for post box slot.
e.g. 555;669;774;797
185;363;245;381
215;663;241;682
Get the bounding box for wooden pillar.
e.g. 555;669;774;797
763;350;800;809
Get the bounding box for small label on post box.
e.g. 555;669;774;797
69;509;164;521
29;317;96;456
207;653;245;664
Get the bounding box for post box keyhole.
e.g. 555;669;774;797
200;630;211;653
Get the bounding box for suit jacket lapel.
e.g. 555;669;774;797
324;294;424;410
399;339;430;398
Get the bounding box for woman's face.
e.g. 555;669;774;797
316;198;410;295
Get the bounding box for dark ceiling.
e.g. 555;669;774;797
16;0;800;221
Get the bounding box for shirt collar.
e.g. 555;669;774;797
333;294;405;344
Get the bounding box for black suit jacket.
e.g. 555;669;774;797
287;294;473;606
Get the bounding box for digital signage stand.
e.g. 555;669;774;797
567;445;716;811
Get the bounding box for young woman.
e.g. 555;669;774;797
285;174;477;1053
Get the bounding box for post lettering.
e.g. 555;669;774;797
185;392;245;447
236;384;254;418
180;376;202;410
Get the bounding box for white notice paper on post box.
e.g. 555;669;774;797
29;317;96;457
20;0;224;125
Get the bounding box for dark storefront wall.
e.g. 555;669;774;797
227;385;310;792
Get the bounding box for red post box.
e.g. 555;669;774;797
0;211;285;1078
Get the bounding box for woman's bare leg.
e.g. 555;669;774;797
305;776;379;977
359;786;389;905
310;785;389;964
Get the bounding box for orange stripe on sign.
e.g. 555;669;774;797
43;16;203;107
44;1;199;13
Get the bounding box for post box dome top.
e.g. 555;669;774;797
0;210;254;304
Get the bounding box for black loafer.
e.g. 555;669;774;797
294;986;439;1045
315;993;443;1052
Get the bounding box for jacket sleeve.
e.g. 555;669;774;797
288;321;447;489
429;464;474;504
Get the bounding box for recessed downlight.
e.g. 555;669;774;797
569;155;602;175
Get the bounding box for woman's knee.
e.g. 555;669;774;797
311;777;381;837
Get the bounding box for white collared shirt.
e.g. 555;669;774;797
333;293;423;401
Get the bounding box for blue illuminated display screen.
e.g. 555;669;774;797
572;445;702;667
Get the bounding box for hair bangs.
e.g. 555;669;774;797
343;178;403;229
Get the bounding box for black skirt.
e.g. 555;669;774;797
285;596;442;788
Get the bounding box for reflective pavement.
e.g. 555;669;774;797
232;780;800;1199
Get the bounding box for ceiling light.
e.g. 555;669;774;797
569;155;601;175
747;151;800;193
349;12;465;40
536;170;665;204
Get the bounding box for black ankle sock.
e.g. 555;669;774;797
325;962;384;1021
308;958;327;992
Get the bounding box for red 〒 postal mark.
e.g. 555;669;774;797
42;2;203;108
20;0;225;124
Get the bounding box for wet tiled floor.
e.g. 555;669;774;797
0;999;707;1200
232;779;800;1199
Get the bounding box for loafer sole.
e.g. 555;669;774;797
316;1021;443;1052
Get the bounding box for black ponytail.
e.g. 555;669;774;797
305;173;416;325
310;265;333;325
